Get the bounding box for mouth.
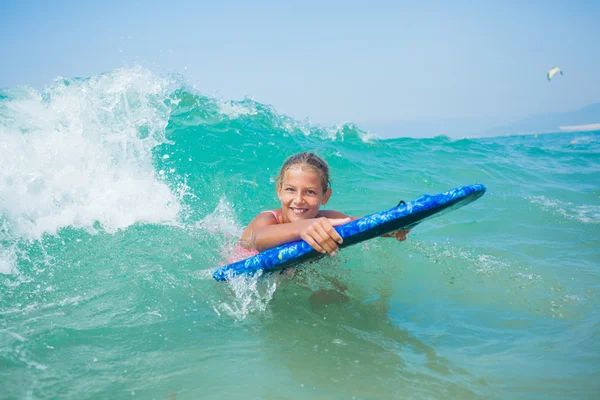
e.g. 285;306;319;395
289;207;308;215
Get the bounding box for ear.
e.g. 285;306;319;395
321;188;332;205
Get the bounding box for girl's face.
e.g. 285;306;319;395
277;167;331;223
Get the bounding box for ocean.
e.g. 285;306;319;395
1;67;599;399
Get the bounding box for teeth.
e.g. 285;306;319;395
291;208;306;214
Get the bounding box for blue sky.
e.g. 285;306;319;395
1;0;599;125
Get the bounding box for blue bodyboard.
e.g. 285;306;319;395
213;184;486;281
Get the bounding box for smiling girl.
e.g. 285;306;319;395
233;152;408;262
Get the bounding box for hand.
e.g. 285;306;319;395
300;217;351;256
382;229;410;242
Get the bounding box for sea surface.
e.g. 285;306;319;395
1;67;599;399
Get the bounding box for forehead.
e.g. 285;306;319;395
281;166;323;187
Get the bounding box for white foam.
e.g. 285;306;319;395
217;100;257;119
191;197;281;320
529;196;600;224
1;329;26;342
215;271;278;320
273;114;375;143
325;123;377;143
194;197;243;238
0;244;17;275
0;67;182;241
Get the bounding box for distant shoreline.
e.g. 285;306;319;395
560;123;600;132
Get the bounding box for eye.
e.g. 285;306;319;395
285;187;294;192
306;190;316;195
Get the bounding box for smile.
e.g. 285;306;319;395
290;207;308;215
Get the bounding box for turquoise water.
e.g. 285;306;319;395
1;67;599;399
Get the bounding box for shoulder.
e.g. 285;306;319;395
253;210;280;226
240;210;280;242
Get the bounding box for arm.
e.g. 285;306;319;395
252;215;352;255
252;218;317;251
247;209;407;255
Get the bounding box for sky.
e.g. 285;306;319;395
1;0;599;126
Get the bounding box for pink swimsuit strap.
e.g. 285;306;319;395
262;210;281;224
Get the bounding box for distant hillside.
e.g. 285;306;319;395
486;103;600;135
362;103;600;139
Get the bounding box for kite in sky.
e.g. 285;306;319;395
547;67;563;81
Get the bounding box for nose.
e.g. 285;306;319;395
294;191;304;204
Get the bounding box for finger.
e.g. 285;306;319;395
329;217;352;226
314;224;339;255
301;232;327;254
310;224;337;255
319;219;344;249
325;219;346;243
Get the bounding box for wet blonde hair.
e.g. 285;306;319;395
276;152;331;194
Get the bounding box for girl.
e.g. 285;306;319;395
233;152;408;261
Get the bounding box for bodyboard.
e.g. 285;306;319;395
213;184;486;281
